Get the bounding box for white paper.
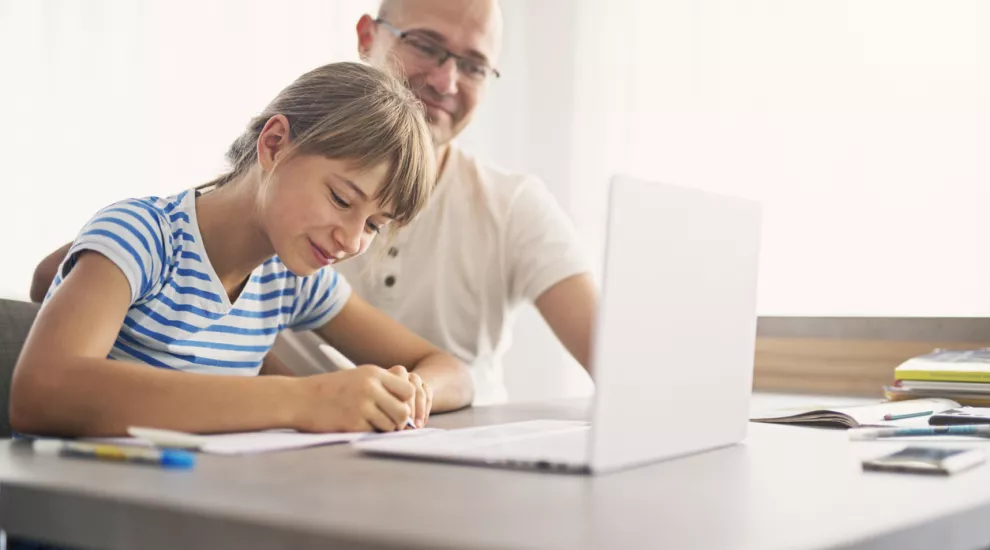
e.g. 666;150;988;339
86;428;443;455
195;430;364;455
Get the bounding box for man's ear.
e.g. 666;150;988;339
356;14;377;61
256;114;291;173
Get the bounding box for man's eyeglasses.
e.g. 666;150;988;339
375;19;501;84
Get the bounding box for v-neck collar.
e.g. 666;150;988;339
184;190;266;312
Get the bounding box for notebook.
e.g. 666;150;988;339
895;349;990;383
751;398;960;428
885;349;990;406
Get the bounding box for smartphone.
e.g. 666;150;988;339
862;446;986;475
929;407;990;426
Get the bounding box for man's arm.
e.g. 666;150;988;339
534;273;598;374
259;352;296;376
504;179;599;377
30;242;72;303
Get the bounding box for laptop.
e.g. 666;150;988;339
355;176;763;474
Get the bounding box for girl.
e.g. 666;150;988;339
10;62;473;437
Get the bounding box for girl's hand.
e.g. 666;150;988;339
294;366;415;432
387;365;433;428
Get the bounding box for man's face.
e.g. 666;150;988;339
361;0;503;147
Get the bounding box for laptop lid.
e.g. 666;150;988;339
588;177;762;473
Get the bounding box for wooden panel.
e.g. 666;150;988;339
754;337;990;396
757;317;990;342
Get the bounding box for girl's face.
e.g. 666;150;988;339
261;153;394;276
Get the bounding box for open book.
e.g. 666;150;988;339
751;398;960;428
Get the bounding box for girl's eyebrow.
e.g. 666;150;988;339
333;174;395;219
337;176;368;200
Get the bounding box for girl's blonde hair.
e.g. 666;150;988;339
206;61;436;226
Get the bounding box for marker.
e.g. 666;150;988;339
883;410;934;421
319;344;418;430
33;439;196;470
850;424;990;441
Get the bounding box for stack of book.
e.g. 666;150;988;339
886;349;990;406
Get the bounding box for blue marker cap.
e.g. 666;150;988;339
160;449;197;470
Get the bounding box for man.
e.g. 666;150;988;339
31;0;598;406
313;0;597;404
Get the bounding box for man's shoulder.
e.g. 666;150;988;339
450;146;551;206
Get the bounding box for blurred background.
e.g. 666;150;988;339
2;0;989;401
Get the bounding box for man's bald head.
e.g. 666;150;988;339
378;0;503;45
359;0;503;147
377;0;402;21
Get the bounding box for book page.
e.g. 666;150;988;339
752;397;960;427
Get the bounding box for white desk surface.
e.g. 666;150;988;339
2;394;989;550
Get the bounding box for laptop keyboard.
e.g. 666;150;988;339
444;420;589;443
355;420;593;469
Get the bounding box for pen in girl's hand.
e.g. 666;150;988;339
320;344;417;429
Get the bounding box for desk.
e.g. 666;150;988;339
2;396;990;550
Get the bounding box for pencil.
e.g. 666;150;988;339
883;410;934;421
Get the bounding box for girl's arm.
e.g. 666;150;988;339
315;293;474;420
29;240;293;376
10;252;415;436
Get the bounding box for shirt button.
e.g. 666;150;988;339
387;247;398;258
384;275;396;287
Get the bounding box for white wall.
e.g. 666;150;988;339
0;0;377;299
571;0;990;317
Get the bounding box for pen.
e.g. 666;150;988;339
33;439;196;470
883;410;934;421
850;424;990;441
319;344;417;430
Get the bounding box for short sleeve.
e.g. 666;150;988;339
58;199;171;305
505;179;591;302
288;268;353;331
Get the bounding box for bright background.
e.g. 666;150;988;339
3;0;988;400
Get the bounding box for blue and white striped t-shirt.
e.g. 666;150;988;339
45;189;351;375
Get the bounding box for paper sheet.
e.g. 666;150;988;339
88;428;442;455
